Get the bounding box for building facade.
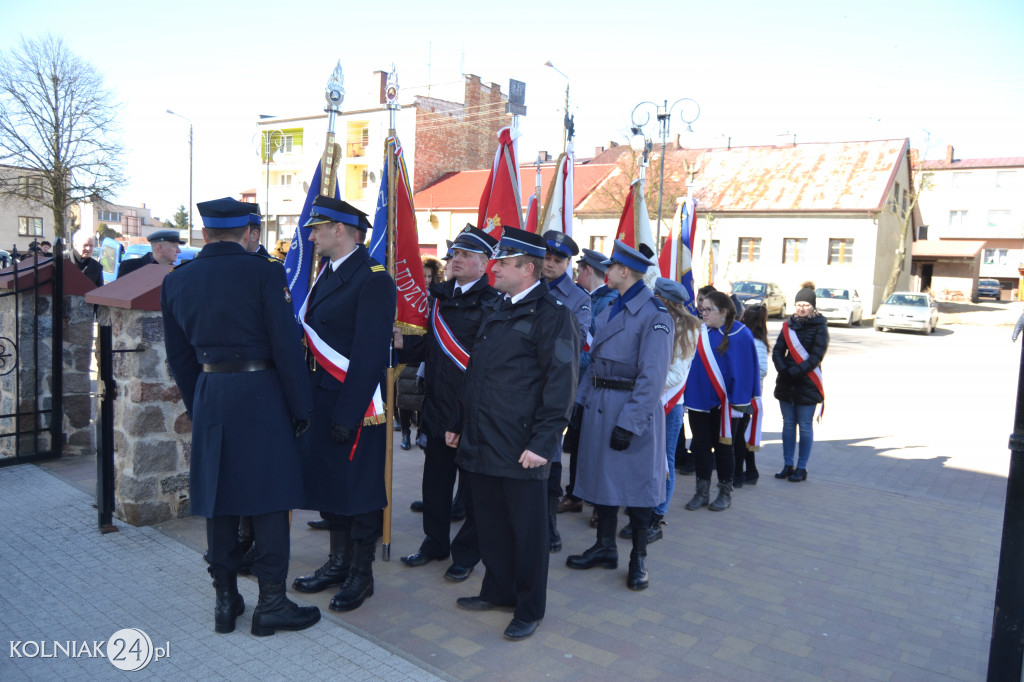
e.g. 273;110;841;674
914;147;1024;299
0;164;52;252
72;196;162;243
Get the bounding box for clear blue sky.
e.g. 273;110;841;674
3;0;1022;221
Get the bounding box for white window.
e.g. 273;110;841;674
828;238;854;264
782;238;807;264
737;237;761;262
996;171;1016;189
949;210;968;228
983;249;1009;266
282;135;293;153
279;174;293;186
988;210;1013;229
98;210;122;222
952;172;971;190
19;216;43;236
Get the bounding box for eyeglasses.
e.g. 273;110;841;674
699;306;718;314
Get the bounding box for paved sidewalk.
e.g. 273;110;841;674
0;464;446;681
4;321;1017;680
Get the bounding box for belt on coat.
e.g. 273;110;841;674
593;377;636;390
202;359;275;373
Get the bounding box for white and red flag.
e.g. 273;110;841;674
524;193;539;232
659;196;698;314
615;179;656;257
539;141;575;237
477;126;523;241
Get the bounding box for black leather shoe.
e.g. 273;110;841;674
400;432;411;450
775;465;795;479
444;563;474;582
504;618;539;640
410;500;424;512
400;551;441;568
307;519;329;530
745;471;759;485
456;596;496;611
733;476;744;489
788;468;808;482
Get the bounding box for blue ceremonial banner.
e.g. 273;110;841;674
680;197;698;316
284;162;338;317
367;155;389;267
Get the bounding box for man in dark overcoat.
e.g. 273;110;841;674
449;227;578;641
395;225;499;583
161;197;319;637
291;196;397;613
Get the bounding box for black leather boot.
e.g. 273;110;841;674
709;482;733;511
548;496;562;552
400;429;411;450
627;525;649;591
251;580;321;636
566;512;618;570
684;479;711;510
775;465;795;479
211;570;244;634
330;543;375;612
647;513;664;544
292;529;351;593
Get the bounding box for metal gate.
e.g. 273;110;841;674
0;241;64;467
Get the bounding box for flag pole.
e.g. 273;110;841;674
381;67;400;562
314;61;345;288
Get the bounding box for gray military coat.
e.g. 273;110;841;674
573;285;673;507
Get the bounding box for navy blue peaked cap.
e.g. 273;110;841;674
197;197;261;229
304;195;371;232
494;227;546;259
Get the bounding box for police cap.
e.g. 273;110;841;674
542;230;579;259
493;227;546;260
602;240;655;273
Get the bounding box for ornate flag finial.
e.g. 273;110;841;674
385;64;399;107
325;61;345;113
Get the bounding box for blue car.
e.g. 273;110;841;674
97;237;198;283
977;279;1001;300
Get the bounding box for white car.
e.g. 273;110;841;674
874;292;939;335
815;287;863;326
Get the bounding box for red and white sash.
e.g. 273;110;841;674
298;266;385;426
696;324;732;443
661;381;685;415
782;321;825;420
431;299;471;372
743;396;763;451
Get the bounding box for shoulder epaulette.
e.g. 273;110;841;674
170;259;193;272
650;297;668;313
370;264;386;273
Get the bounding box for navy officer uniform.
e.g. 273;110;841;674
119;229;184;278
453;227;579;640
397;225;499;581
161;197;319;637
291;196;397;613
566;241;674;592
540;230;589;553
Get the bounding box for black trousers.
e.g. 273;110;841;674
322;509;382;547
732;414;753;477
420;435;479;566
595;504;652;533
689;408;735;483
467;471;549;623
547;461;563;499
207;511;289;583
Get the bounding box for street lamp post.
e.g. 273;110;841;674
544;61;571;153
629;98;700;246
165;109;194;246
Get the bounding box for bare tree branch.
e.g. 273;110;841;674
0;34;125;239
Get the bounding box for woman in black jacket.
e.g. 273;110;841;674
772;282;828;482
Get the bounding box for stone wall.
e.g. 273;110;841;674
0;291;93;461
97;306;191;525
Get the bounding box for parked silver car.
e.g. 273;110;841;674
874;292;939;335
815;287;863;326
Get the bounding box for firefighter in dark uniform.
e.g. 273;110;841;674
161;197;320;637
394;225;499;582
560;247;619;512
291;196;397;613
450;227;579;641
566;241;674;591
539;230;589;552
118;229;183;278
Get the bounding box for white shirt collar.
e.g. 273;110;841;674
455;276;482;295
330;245;359;271
508;279;542;304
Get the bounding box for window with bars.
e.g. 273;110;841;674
828;238;854;264
737;237;761;262
782;238;807;263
